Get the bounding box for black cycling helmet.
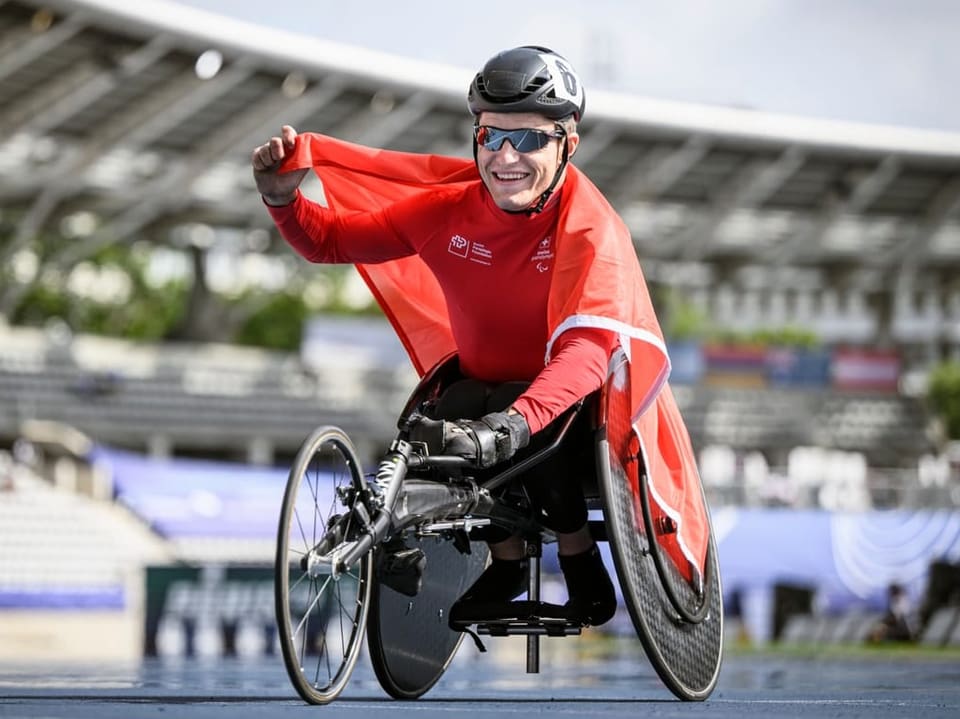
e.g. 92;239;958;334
468;45;585;121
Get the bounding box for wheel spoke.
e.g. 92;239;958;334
293;574;333;639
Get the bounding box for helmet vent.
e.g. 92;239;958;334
476;74;539;102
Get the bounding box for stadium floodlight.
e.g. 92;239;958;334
194;49;223;80
281;72;307;98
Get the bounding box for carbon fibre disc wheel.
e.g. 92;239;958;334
598;438;723;700
368;536;488;699
275;426;373;705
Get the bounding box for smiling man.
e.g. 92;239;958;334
251;46;697;630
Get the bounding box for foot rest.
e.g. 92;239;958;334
452;600;584;637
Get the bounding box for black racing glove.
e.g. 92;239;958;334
409;411;530;468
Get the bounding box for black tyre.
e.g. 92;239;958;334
275;426;372;704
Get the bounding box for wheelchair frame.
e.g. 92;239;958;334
273;349;723;704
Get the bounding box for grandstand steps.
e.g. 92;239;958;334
169;537;276;565
919;606;960;648
0;326;405;456
673;384;934;466
0;467;175;661
0;469;173;594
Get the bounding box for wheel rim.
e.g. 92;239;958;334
275;428;372;704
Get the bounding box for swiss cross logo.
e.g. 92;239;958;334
448;235;469;258
530;235;554;273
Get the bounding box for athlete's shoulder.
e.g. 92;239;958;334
423;180;482;206
381;180;483;237
389;179;483;215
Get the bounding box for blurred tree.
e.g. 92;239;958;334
749;326;820;349
3;234;385;351
9;241;188;341
234;291;310;350
165;243;232;343
658;288;707;340
652;288;819;348
233;265;383;350
928;360;960;440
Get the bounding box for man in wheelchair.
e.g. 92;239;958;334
253;46;670;629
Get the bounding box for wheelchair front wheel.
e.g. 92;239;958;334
274;426;373;705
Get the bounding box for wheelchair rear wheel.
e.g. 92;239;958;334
599;444;723;700
596;354;723;701
275;426;373;705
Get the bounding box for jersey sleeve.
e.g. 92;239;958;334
510;327;616;434
266;191;416;264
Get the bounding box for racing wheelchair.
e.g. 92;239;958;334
274;348;723;703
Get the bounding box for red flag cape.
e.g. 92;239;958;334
280;133;709;580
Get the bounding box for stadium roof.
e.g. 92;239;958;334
2;0;960;306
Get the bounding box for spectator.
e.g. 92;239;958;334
869;582;915;642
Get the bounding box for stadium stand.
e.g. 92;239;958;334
0;321;410;465
0;448;172;660
779;611;887;647
0;462;170;603
2;319;947;512
2;0;960;657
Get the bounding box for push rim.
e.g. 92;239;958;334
638;471;712;624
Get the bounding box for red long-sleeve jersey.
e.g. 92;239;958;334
267;182;614;433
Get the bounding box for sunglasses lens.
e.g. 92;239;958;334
513;130;547;152
475;126;499;150
476;127;556;153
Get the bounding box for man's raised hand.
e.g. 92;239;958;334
251;125;309;206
